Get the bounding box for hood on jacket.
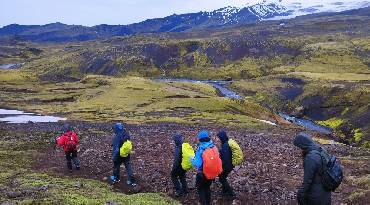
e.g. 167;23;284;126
293;132;321;152
114;123;128;140
198;130;209;140
114;123;124;134
173;134;183;147
217;130;228;143
63;123;71;133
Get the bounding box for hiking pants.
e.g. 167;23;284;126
219;170;235;196
113;155;134;181
196;173;213;205
171;168;188;193
65;150;80;170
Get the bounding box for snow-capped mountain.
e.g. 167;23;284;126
264;0;370;20
204;0;370;22
1;0;369;42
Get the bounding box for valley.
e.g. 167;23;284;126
0;3;370;205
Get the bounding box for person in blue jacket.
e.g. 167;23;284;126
191;130;215;205
110;123;136;186
217;130;236;198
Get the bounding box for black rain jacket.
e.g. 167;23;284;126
294;132;331;205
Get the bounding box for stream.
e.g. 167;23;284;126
159;78;332;134
0;109;66;123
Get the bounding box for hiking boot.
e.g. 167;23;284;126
110;176;119;184
126;180;137;186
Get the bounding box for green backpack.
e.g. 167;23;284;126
228;139;244;166
120;140;133;157
181;143;195;171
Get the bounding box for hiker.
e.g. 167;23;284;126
192;130;222;205
171;134;189;197
56;123;80;172
217;130;236;198
293;132;331;205
110;123;136;186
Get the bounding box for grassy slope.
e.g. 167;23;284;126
0;70;271;128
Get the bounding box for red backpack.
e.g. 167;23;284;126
65;132;77;152
202;147;223;180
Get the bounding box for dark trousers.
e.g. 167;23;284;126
219;170;235;196
113;155;134;181
171;168;188;193
65;151;80;170
196;173;213;205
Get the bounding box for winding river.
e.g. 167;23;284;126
158;78;332;134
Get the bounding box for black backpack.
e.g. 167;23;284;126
312;150;344;191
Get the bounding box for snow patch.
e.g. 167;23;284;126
257;119;277;126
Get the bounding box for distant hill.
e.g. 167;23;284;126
0;0;369;42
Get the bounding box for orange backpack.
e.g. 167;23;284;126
202;147;223;180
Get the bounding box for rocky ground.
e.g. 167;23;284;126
1;121;369;204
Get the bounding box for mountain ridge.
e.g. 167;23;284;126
1;1;369;42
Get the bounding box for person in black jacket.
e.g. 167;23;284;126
293;132;331;205
217;130;236;198
110;123;136;186
171;134;189;197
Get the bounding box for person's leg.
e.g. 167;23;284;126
112;157;122;180
171;169;182;196
123;156;135;184
71;150;80;170
219;170;235;197
179;169;188;194
196;173;209;205
204;179;212;205
65;152;72;171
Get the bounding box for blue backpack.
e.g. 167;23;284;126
312;150;343;191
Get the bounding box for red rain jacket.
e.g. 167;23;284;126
56;131;79;152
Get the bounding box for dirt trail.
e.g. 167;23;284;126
1;122;368;204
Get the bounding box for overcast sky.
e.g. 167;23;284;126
1;0;364;27
0;0;264;27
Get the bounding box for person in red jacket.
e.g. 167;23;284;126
56;123;80;172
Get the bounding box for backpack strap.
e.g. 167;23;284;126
309;150;330;174
68;132;73;142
